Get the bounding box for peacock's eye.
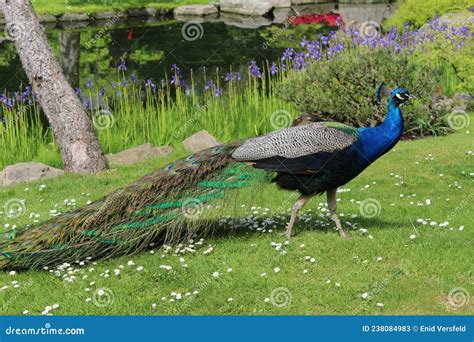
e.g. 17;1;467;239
395;93;410;100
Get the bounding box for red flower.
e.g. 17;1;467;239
290;13;344;27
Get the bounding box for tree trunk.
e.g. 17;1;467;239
59;31;80;87
0;0;107;174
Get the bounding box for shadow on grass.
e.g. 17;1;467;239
0;213;402;271
191;215;403;242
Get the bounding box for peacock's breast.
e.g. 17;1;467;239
355;126;402;164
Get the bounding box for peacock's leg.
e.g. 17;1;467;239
281;194;312;239
327;188;350;239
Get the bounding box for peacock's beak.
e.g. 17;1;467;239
408;94;417;100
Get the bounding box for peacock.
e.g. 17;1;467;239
0;86;414;270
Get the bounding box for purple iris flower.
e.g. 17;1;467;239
270;62;278;75
118;59;127;72
249;61;261;78
293;52;305;69
214;88;222;97
224;72;234;82
171;64;180;74
145;79;156;89
281;48;294;61
204;80;214;91
21;86;31;101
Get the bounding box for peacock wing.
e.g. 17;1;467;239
231;122;360;173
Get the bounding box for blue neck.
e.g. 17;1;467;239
355;98;404;163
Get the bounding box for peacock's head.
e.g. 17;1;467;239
390;87;415;106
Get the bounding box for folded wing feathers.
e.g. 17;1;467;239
232;123;357;161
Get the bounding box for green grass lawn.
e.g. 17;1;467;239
0;114;473;315
31;0;210;16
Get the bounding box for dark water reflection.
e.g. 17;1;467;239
0;2;396;92
0;20;324;91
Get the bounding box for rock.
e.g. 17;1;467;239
437;12;474;28
454;92;473;102
267;0;291;7
337;3;395;27
59;13;90;22
42;22;59;30
420;12;474;31
292;3;336;15
339;0;390;3
0;162;64;187
174;4;218;16
441;98;454;108
432;96;455;111
93;11;125;20
126;8;157;17
175;14;220;23
451;92;472;112
106;144;173;167
273;7;292;24
221;13;273;28
38;15;58;23
60;21;89;29
220;0;273;17
452;104;467;112
292;0;328;4
183;130;220;152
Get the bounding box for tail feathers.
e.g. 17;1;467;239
0;141;265;270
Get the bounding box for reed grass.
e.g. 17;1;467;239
0;63;297;169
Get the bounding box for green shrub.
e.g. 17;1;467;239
383;2;473;94
383;0;471;30
277;46;450;136
411;35;474;96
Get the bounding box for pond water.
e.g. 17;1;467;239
0;2;396;92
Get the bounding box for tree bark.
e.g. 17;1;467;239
0;0;107;174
